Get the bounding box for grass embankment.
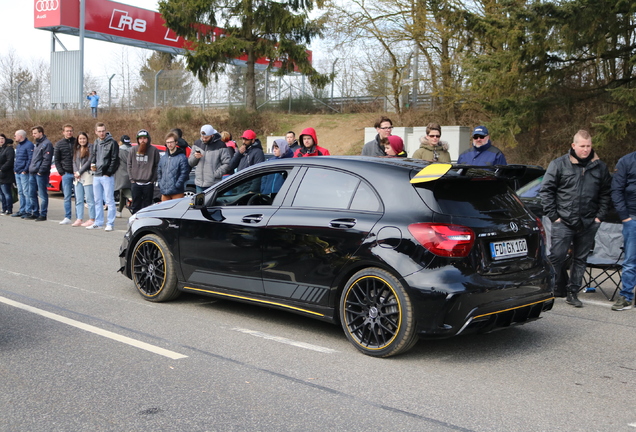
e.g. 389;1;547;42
0;108;370;155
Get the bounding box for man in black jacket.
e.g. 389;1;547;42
54;124;76;225
539;129;612;307
27;126;54;221
88;122;119;231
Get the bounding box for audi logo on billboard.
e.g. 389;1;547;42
36;0;59;12
109;9;147;33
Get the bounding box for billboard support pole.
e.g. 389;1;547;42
79;0;85;110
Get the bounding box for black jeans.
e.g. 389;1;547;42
549;221;600;293
131;183;155;214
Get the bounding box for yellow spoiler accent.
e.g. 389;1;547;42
410;163;452;183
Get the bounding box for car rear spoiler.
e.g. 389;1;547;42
410;164;542;185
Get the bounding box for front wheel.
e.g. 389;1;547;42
340;268;418;357
131;234;180;302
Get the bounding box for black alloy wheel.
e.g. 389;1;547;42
131;234;180;302
340;268;418;357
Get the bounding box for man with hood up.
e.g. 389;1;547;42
294;127;330;157
260;138;294;195
127;129;160;214
189;124;231;193
88;122;119;231
157;131;191;201
229;129;265;172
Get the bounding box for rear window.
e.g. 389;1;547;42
416;178;527;218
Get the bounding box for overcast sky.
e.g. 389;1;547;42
1;0;162;77
2;0;328;80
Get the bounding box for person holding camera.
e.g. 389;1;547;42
188;124;231;193
86;91;99;118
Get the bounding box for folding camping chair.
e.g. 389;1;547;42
582;222;624;301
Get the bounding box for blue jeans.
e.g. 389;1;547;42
29;173;50;217
62;173;75;219
91;107;98;118
0;183;12;212
93;175;115;227
549;221;600;292
15;172;31;214
619;219;636;301
74;181;95;221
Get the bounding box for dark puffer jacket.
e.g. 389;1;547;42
14;139;34;174
157;146;190;195
539;152;612;227
54;137;76;176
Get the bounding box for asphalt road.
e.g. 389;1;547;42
1;196;635;431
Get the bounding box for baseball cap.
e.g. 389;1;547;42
121;135;131;144
241;130;257;140
200;125;217;136
472;126;489;136
136;129;149;139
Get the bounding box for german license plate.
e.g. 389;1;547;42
490;238;528;260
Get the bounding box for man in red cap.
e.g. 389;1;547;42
228;129;265;172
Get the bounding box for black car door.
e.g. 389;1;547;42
178;167;295;294
262;167;384;305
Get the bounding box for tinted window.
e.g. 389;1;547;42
418;178;527;218
350;182;381;212
293;168;359;209
516;176;544;198
214;170;289;206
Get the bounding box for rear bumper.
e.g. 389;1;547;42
405;266;554;338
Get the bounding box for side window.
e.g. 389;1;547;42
350;182;382;212
292;168;361;209
213;170;289;206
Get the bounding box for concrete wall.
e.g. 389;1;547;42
365;126;471;161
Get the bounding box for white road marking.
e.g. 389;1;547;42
0;296;187;360
628;422;636;428
232;327;337;353
0;269;155;307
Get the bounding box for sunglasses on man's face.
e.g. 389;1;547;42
473;135;486;140
428;134;440;138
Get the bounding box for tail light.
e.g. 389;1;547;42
535;217;546;243
408;223;475;258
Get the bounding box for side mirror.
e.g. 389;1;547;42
191;192;206;209
191;192;225;222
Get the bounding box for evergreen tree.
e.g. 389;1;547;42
158;0;331;111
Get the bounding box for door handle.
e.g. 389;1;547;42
243;214;264;223
330;218;356;228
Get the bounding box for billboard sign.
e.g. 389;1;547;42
34;0;310;70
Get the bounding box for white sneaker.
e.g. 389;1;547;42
116;211;122;218
105;225;114;232
59;217;72;225
86;224;102;230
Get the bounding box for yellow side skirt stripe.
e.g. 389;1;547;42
183;286;325;317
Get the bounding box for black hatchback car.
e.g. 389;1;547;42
119;157;554;357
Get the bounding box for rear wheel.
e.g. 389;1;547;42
131;234;180;302
340;268;418;357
